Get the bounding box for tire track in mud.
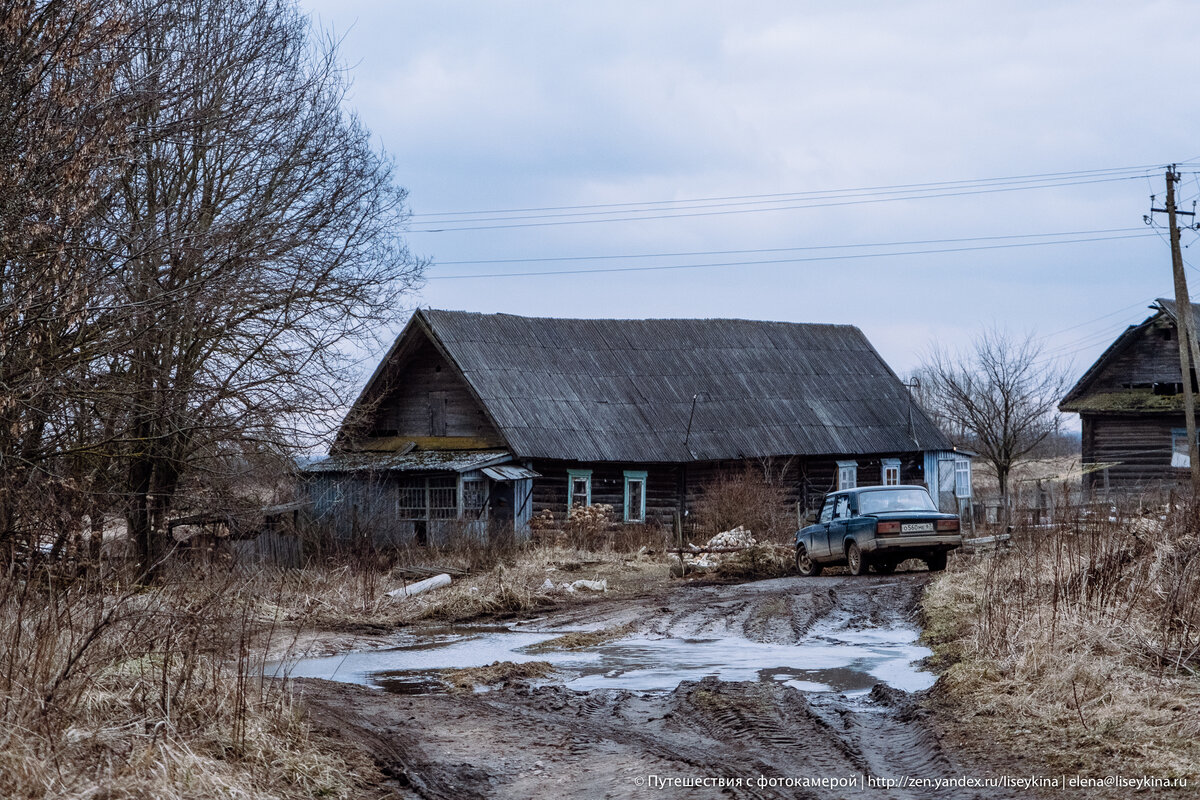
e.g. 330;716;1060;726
295;575;1020;800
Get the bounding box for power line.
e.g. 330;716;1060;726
419;172;1154;225
428;230;1158;280
412;163;1170;218
1039;297;1158;338
415;175;1154;232
435;227;1147;266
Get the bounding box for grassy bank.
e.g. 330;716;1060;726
0;539;674;798
0;565;356;800
923;507;1200;795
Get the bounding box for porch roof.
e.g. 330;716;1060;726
302;449;511;474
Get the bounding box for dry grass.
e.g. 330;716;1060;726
924;503;1200;792
711;543;794;579
0;564;356;800
407;545;663;623
525;622;636;653
690;466;795;544
0;536;671;797
439;660;556;691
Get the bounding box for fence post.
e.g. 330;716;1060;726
674;510;686;577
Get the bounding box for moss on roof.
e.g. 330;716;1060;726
1061;389;1185;413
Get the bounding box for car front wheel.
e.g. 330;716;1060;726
846;542;867;576
795;545;822;577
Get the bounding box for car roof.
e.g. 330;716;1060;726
827;485;928;497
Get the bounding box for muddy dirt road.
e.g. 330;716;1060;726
294;575;1020;799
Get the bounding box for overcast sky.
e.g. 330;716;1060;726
300;0;1200;396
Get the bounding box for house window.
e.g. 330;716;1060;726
623;470;647;523
882;458;900;486
567;469;592;515
836;460;857;490
397;476;458;520
954;458;972;498
461;477;486;514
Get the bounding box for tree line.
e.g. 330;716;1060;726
0;0;422;573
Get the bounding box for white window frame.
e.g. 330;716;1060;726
954;457;972;498
881;458;900;486
567;468;592;516
623;470;647;523
836;460;857;490
1172;428;1193;468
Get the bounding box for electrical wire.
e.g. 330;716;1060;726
434;227;1147;266
412;163;1171;218
427;231;1157;280
415;175;1155;232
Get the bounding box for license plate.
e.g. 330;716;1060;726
901;522;935;533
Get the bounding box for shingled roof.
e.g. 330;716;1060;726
351;310;950;463
1154;297;1200;330
1060;298;1186;412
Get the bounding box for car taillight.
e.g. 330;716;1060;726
936;519;960;532
877;521;901;534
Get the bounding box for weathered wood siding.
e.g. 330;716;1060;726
685;454;924;512
1082;319;1181;392
369;336;504;448
530;461;681;526
1081;412;1184;496
529;453;928;525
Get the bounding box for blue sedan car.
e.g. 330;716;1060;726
794;485;962;576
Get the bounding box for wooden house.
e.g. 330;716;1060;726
1060;297;1199;497
303;310;970;543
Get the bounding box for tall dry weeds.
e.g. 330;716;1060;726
925;497;1200;784
690;466;794;543
0;561;352;799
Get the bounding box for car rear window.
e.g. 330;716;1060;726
858;489;937;514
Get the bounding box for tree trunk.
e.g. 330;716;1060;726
997;464;1011;527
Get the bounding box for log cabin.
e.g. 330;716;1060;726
303;310;971;543
1060;297;1199;498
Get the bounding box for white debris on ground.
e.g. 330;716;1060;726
539;577;608;594
682;526;755;570
386;573;452;600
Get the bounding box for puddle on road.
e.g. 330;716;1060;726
274;615;935;695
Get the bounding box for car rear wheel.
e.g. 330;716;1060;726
925;552;948;572
846;542;867;576
795;545;822;577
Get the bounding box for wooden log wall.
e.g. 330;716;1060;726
530;461;681;526
1082;412;1185;496
1084;319;1184;392
529;452;929;526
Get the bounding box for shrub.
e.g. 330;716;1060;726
691;466;794;544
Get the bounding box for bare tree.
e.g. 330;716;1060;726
0;0;135;554
97;0;424;573
919;329;1069;507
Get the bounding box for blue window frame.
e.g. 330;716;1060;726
623;470;647;523
567;469;592;515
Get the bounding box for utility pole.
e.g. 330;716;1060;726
1151;165;1200;490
